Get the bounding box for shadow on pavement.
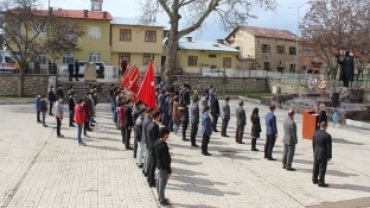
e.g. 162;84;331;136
172;158;203;166
329;183;370;192
172;167;209;176
332;137;364;145
169;203;218;208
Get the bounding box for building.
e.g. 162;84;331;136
226;26;299;73
174;37;239;75
110;17;165;72
300;46;324;74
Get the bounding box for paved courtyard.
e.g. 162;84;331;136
0;101;370;208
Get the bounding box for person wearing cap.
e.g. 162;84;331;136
68;92;76;127
48;86;56;116
235;101;246;144
135;107;146;165
190;96;200;147
282;109;298;171
312;121;332;187
221;97;231;137
210;93;220;132
265;104;278;160
201;106;212;156
55;96;64;138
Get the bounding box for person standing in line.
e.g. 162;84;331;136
167;94;174;131
142;108;154;176
282;109;298;171
179;84;190;141
201;93;209;113
48;86;56;116
69;92;76;127
88;93;96;127
109;85;117;122
201;106;212;156
83;95;93;135
118;101;125;141
157;90;166;113
221;97;231;137
312;122;332;187
68;85;75;95
74;99;86;145
56;85;64;101
148;111;161;187
39;95;48;127
123;99;134;150
133;100;144;158
68;61;74;81
55;96;64;138
163;92;171;128
208;86;215;105
35;93;41;123
74;59;79;81
135;108;146;167
172;96;180;134
210;93;220;132
250;107;262;151
265;104;278;161
235;101;246;144
318;104;328;128
154;127;172;206
190;96;200;147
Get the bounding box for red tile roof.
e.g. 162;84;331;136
8;8;112;20
227;26;297;41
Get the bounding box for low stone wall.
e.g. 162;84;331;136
173;76;267;93
0;75;52;96
267;79;318;94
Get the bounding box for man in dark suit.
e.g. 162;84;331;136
48;86;56;116
312;121;332;187
235;101;246;144
68;62;74;81
201;106;212;156
74;59;79;81
123;99;134;150
68;92;76;127
265;105;278;160
142;108;154;176
179;84;190;140
147;111;161;187
282;109;298;171
318;104;328;128
190;96;200;147
337;50;354;87
221;97;231;137
210;93;220;132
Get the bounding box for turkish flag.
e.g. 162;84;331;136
126;66;141;95
121;66;134;88
137;61;157;109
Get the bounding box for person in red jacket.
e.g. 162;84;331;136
74;99;86;145
83;95;92;137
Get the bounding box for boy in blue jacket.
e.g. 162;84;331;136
201;106;212;156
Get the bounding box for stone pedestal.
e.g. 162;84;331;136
335;87;364;103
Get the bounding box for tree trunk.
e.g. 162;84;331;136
164;32;179;82
18;62;27;97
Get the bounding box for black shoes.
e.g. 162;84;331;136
160;201;171;206
69;124;76;127
268;158;277;161
182;138;190;141
286;168;296;171
251;149;259;151
191;144;199;147
126;147;134;150
202;152;212;156
237;142;245;144
57;134;64;138
312;180;318;184
318;183;329;188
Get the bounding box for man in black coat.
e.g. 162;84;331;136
179;84;190;140
337;51;354;87
210;93;220;132
312;121;332;187
318;104;328;128
221;97;231;137
122;99;134;150
74;59;79;81
68;62;74;81
190;96;200;147
48;86;56;116
68;92;76;127
56;86;64;101
147;111;161;187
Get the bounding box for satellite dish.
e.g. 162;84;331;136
308;75;317;89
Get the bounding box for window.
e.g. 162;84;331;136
262;44;270;53
5;56;15;64
145;30;157;42
33;23;46;38
187;56;198;67
223;57;231;68
142;54;152;65
36;55;47;64
120;29;132;41
276;45;285;54
92;1;102;11
290;64;296;73
88;52;101;62
289;47;297;55
263;62;270;71
89;26;102;39
119;53;131;64
62;52;74;64
209;54;216;58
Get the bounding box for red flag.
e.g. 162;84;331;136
121;66;134;88
137;61;156;109
126;66;141;94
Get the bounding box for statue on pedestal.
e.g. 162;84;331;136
337;50;354;88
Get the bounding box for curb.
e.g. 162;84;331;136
345;119;370;130
238;96;261;104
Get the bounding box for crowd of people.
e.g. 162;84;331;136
33;81;333;206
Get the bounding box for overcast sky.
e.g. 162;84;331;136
42;0;311;41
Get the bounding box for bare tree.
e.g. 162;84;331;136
0;0;84;96
140;0;275;80
300;0;370;79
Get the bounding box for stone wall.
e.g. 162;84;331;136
0;75;52;96
267;79;318;94
173;76;268;93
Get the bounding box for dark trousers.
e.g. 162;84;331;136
235;125;244;143
68;70;73;81
201;134;210;154
162;113;168;127
282;144;296;168
147;149;156;185
84;120;89;134
168;118;173;131
69;111;74;126
49;102;53;114
125;128;132;149
264;134;276;158
75;70;79;81
182;121;188;139
312;158;327;183
56;118;61;136
37;111;41;122
190;124;198;145
221;119;229;136
133;137;138;158
121;126;127;144
211;116;218;131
